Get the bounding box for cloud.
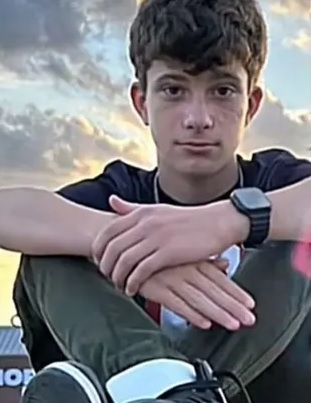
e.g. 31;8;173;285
283;29;311;52
90;0;137;23
0;1;141;128
0;0;137;55
269;0;310;17
0;104;154;187
0;0;85;52
31;51;126;102
240;90;311;156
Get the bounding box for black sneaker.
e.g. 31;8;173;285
22;361;108;403
155;359;251;403
22;359;251;403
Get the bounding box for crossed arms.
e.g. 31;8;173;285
1;176;311;329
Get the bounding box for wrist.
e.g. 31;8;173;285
215;200;251;245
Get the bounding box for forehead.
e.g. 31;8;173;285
147;59;248;85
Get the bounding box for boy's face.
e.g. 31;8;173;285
131;59;262;176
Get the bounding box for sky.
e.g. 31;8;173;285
0;0;310;325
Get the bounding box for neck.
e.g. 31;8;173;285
157;159;239;205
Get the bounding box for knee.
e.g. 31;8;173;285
237;241;311;312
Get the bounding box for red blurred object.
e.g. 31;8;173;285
293;234;311;278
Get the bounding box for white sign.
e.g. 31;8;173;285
0;368;34;388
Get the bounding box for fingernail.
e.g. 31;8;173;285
243;312;256;326
125;287;135;297
246;297;256;310
202;320;212;329
228;319;240;331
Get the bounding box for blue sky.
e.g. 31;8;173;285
262;5;310;109
84;3;311;111
0;2;309;114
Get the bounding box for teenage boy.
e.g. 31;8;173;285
1;0;311;402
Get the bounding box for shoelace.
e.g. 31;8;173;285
159;359;252;403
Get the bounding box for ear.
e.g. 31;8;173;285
130;81;149;126
246;86;263;126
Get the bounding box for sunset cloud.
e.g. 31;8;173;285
0;104;153;187
269;0;310;17
241;90;311;156
283;29;311;52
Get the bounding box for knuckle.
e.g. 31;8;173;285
119;253;137;276
117;254;129;270
105;240;118;258
136;206;149;218
103;223;116;239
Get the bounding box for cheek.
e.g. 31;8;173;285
149;104;180;136
214;101;247;130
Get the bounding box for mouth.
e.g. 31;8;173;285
177;141;220;150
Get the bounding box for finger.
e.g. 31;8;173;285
162;289;213;329
109;195;140;215
125;249;171;296
127;255;229;297
211;258;229;272
111;239;156;290
92;214;138;269
201;265;256;309
141;285;212;329
189;271;256;327
127;256;229;296
172;278;241;330
99;226;146;279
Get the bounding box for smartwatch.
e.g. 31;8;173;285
230;187;271;246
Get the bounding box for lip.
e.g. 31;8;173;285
177;141;220;150
181;142;219;146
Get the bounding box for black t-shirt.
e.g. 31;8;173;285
58;148;311;210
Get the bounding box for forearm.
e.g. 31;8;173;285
267;177;311;241
0;187;115;257
223;177;311;244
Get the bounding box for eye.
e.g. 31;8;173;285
161;85;185;99
213;86;236;98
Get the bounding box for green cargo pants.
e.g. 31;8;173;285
13;241;311;402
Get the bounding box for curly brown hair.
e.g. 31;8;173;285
129;0;268;91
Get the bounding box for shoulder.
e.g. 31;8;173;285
57;159;155;210
240;148;311;190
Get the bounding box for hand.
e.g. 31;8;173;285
139;260;256;330
92;195;250;295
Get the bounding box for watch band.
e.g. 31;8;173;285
230;188;271;247
245;209;270;246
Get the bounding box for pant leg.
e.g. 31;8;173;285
13;265;67;372
14;255;185;383
236;310;311;403
178;241;311;401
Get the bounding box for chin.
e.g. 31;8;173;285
178;161;221;177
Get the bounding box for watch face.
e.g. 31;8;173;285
237;188;271;210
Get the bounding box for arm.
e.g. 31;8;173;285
0;187;115;256
269;175;311;241
228;176;311;244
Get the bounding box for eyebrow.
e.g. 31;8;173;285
208;67;242;84
154;73;189;84
154;68;242;85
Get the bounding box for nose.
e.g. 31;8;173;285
182;102;214;131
